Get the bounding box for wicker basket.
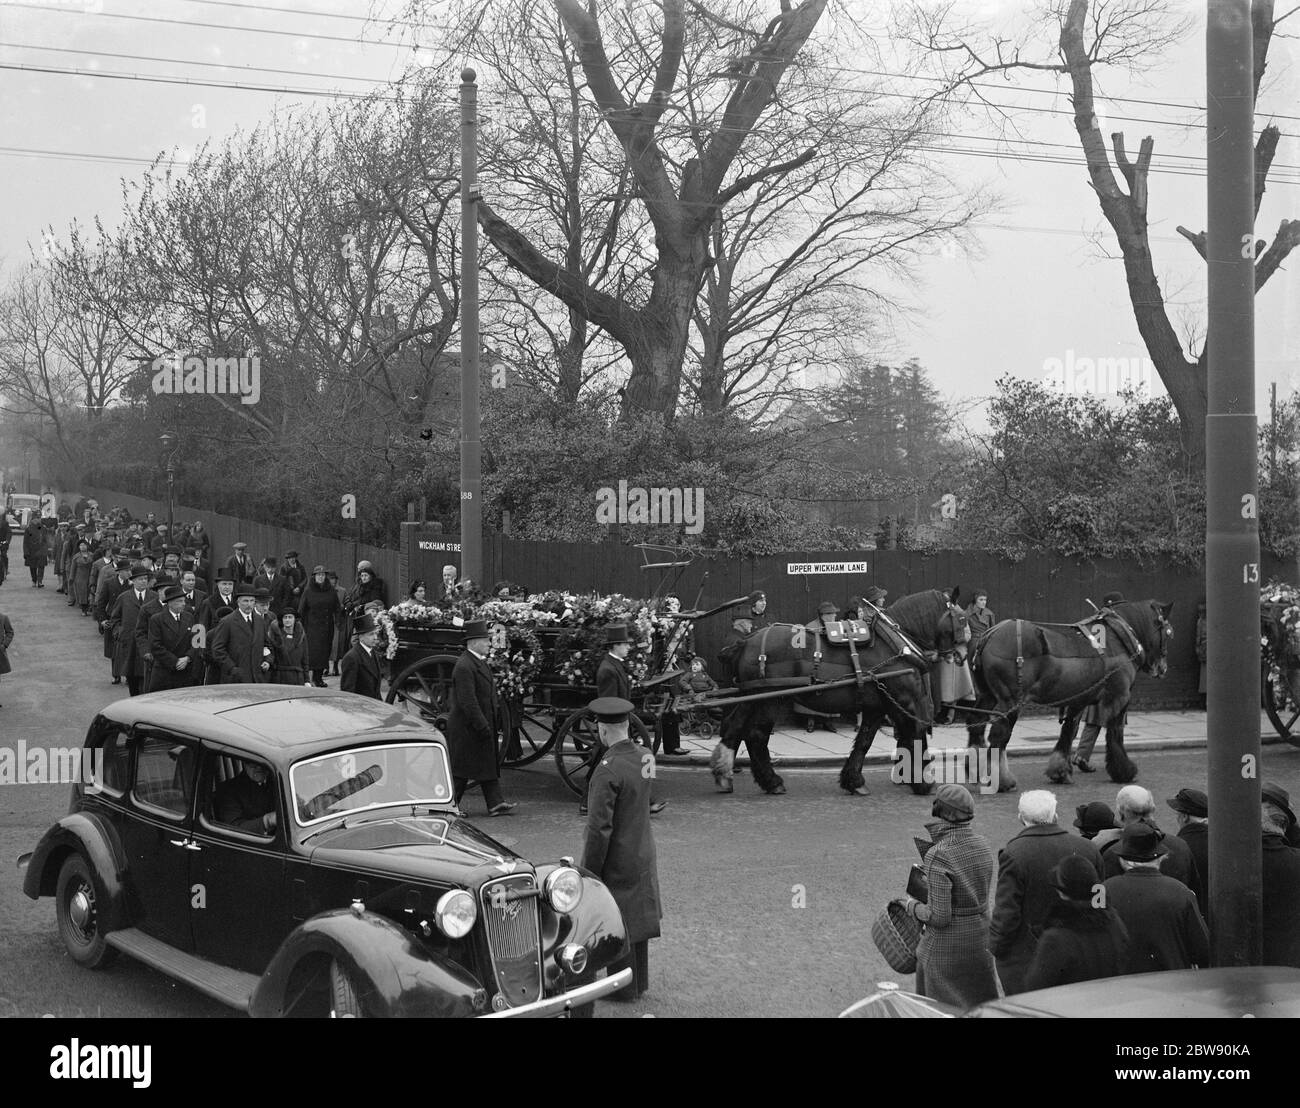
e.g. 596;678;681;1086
872;899;921;975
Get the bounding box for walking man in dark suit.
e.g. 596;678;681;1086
339;613;383;699
147;585;199;692
446;619;515;816
211;584;271;682
108;564;153;696
581;696;662;1000
1167;787;1209;920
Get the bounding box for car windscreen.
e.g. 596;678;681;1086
289;743;453;826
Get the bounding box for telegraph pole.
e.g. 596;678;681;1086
1205;0;1261;966
459;67;483;587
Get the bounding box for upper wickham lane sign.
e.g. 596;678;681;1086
786;561;869;575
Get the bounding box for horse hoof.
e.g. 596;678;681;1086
714;777;734;794
842;786;870;797
766;784;787;796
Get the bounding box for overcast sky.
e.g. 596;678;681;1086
0;0;1296;421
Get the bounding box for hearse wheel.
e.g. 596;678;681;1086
554;709;655;797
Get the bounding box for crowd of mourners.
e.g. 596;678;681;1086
0;496;399;694
898;779;1300;1007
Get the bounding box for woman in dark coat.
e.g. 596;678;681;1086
901;784;1000;1008
1024;855;1130;991
271;611;310;685
22;524;48;586
298;567;341;687
70;540;95;613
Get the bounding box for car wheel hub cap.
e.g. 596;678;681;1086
70;887;94;934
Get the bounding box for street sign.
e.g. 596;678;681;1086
786;561;869;575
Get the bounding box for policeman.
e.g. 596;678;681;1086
581;697;662;1000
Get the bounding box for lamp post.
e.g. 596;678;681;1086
159;432;179;541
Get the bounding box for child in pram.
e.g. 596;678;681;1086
677;655;722;736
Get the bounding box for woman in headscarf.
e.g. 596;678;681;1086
900;784;999;1008
298;565;341;688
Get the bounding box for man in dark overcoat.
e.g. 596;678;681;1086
211;585;271;683
0;606;13;708
446;619;515;816
581;696;662;999
108;564;153;696
1168;787;1209;919
989;789;1103;995
95;558;131;682
586;624;664;816
1100;785;1199;891
1103;824;1210;974
1262;799;1300;966
147;585;199;692
22;522;47;587
339;613;383;699
198;571;237;685
226;541;255;585
134;575;176;692
272;550;306;616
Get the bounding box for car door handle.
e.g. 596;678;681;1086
168;838;201;851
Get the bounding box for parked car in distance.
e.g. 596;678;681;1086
21;686;631;1017
840;967;1300;1018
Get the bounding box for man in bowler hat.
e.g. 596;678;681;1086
581;696;662;1000
211;584;271;682
339;613;383;699
1167;787;1209;919
146;585;199;692
446;619;516;816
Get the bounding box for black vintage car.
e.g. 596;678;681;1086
20;686;631;1016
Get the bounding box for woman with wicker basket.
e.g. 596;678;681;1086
899;784;999;1008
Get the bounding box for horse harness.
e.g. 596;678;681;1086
751;611;927;691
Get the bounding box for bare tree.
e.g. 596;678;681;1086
896;0;1299;468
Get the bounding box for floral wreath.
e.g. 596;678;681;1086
1261;581;1300;713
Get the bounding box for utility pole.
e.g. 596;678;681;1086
459;67;483;588
1205;0;1261;967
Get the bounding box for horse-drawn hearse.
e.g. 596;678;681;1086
1261;582;1300;744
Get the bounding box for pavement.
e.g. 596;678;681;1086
662;707;1280;767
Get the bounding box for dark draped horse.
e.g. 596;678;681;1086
838;589;971;794
963;600;1174;788
710;590;967;796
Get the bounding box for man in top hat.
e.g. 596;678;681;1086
1102;823;1209;974
339;612;383;699
226;542;254;585
585;625;666;816
1168;787;1210;919
147;585;200;692
1070;590;1127;773
108;563;154;696
211;584;271;683
581;696;662;1000
446;619;516;816
273;550;307;617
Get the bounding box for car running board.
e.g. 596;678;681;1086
106;928;258;1011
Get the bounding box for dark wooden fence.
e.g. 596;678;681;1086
409;529;1297;711
79;486;402;591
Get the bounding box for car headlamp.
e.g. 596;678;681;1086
544;866;583;914
435;889;477;939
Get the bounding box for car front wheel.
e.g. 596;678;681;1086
56;854;116;969
329;960;364;1017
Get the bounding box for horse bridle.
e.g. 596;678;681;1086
941;604;972;664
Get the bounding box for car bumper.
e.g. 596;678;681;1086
481;968;634;1018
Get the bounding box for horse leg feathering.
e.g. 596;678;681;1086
709;742;735;793
1103;721;1137;783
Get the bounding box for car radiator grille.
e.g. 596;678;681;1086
479;875;542;1009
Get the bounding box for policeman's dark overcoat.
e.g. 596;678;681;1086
581;738;662;943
